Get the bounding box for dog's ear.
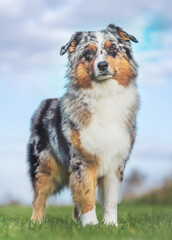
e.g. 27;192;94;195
60;32;83;55
106;24;138;43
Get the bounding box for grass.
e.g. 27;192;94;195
0;202;171;240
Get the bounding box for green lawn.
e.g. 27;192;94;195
0;203;171;240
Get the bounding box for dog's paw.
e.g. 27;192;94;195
81;216;99;227
81;206;99;227
30;213;45;224
102;217;118;226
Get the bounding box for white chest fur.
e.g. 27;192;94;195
80;80;138;177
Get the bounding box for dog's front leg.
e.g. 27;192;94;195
69;159;98;227
103;169;121;226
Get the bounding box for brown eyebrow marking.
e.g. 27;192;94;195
105;40;118;49
86;43;97;52
105;40;113;49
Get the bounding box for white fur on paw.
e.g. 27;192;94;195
81;206;99;227
103;217;118;226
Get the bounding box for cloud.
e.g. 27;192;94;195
137;46;172;85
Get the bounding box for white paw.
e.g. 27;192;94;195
82;217;99;227
103;217;118;226
81;206;99;227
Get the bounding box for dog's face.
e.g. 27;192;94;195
60;24;138;89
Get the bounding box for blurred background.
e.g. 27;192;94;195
0;0;172;205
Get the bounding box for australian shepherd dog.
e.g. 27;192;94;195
27;24;139;226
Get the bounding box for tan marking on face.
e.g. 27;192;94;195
88;43;97;52
106;55;117;73
106;55;134;86
71;129;99;168
75;61;94;89
31;152;69;222
105;40;113;49
116;56;134;86
75;44;97;89
69;167;96;214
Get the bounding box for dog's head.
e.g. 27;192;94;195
60;24;138;89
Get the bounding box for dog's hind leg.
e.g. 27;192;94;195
30;151;68;223
31;174;54;223
30;152;56;222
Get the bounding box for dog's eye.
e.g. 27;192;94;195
109;46;116;52
84;49;95;61
108;46;117;57
85;49;95;56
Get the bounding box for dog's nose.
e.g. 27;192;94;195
97;61;108;71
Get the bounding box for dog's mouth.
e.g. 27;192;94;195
96;73;113;81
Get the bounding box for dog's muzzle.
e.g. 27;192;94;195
96;61;112;81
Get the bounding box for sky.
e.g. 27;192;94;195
0;0;172;204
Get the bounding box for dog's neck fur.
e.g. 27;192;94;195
62;77;139;132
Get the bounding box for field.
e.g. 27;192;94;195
0;202;171;240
